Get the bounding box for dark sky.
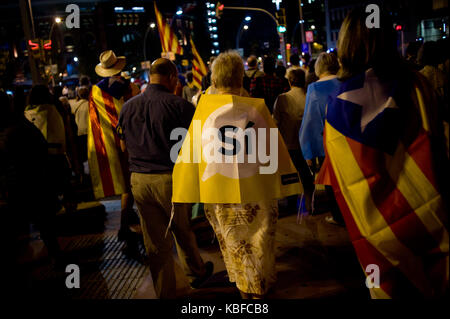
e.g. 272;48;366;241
155;0;291;57
1;1;442;63
0;0;293;57
216;0;285;56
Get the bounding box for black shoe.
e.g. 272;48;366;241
128;209;141;225
117;227;134;242
122;241;144;263
190;261;214;289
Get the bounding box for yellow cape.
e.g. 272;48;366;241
172;94;302;203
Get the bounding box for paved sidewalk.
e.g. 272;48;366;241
15;198;369;299
133;211;369;299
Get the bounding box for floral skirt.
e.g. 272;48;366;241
204;201;278;295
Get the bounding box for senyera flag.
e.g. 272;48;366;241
172;94;302;204
317;68;449;298
190;38;207;90
87;83;129;199
154;2;183;55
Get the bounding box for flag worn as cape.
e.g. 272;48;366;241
317;68;449;299
87;80;130;199
172;94;302;204
190;38;207;90
154;2;183;55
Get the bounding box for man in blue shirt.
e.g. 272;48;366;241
118;58;213;298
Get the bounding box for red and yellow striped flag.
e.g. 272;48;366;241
154;2;183;55
317;69;449;298
190;38;208;89
87;83;128;199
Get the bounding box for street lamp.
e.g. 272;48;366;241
48;16;62;86
236;16;251;49
49;17;62;41
144;22;157;61
291;19;307;54
220;5;287;64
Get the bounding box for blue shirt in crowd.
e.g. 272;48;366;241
299;77;341;160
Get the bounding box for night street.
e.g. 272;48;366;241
1;0;448;312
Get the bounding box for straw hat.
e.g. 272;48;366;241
95;50;126;77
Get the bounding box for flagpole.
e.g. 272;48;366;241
20;0;42;84
144;23;151;61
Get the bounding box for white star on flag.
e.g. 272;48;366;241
337;68;398;132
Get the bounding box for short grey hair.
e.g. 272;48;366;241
315;52;339;77
211;50;244;90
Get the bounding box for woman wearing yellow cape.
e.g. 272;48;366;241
172;51;302;298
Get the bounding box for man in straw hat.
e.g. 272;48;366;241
88;50;140;254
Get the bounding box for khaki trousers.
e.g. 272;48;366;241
130;172;206;299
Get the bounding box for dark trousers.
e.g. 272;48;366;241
289;149;315;212
77;135;87;163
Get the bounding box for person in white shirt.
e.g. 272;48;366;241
273;68;314;214
72;86;90;163
182;71;199;103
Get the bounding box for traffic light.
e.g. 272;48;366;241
43;39;52;62
278;26;286;33
28;39;41;60
276;8;286;34
216;2;224;19
395;24;403;31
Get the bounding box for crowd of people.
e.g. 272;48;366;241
0;8;448;299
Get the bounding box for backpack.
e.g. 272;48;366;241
243;70;258;93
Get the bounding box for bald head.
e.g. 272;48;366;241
150;58;178;92
150;58;177;76
247;55;258;69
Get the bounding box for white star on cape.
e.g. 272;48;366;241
337;68;398;132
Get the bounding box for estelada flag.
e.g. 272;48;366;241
154;2;183;55
87;81;130;199
190;38;207;90
317;68;449;298
172;94;302;204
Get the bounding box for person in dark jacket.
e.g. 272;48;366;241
250;56;290;113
